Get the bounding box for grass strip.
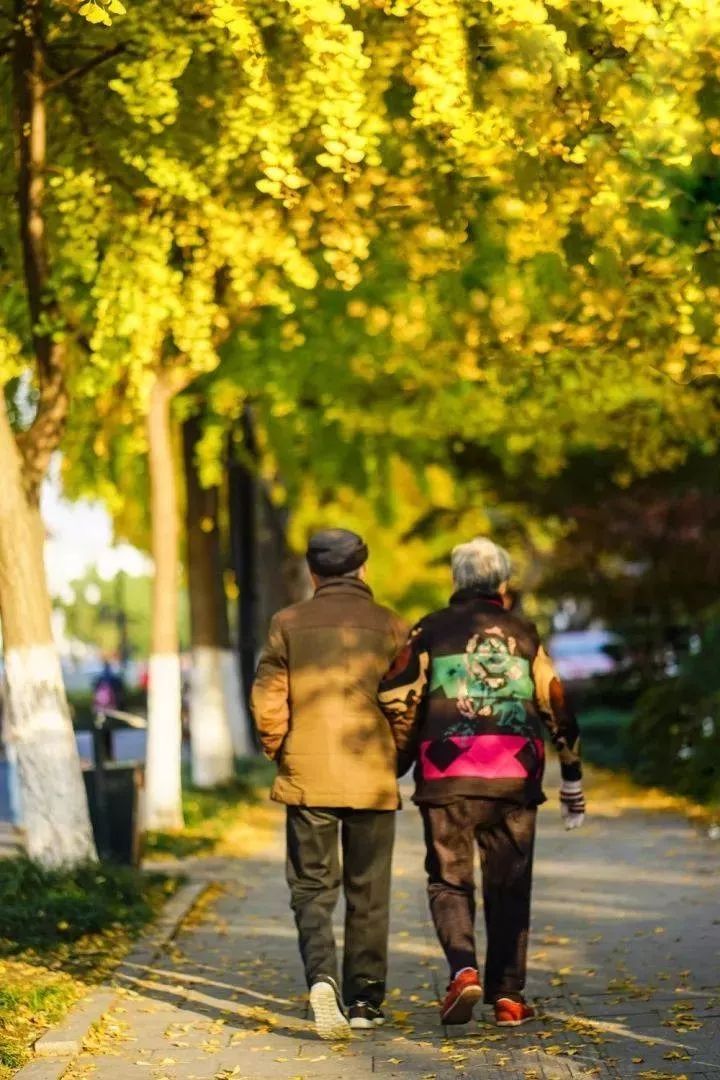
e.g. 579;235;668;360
0;860;176;1077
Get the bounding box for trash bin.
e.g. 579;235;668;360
83;761;144;865
83;709;146;866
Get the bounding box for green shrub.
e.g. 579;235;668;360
0;860;175;1077
576;706;633;769
628;622;720;805
0;859;173;952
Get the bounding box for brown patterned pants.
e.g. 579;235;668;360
420;797;537;1003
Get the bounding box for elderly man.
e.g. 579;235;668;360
379;537;584;1028
251;528;407;1040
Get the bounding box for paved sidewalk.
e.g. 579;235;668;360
63;773;719;1080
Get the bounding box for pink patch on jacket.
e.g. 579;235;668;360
420;735;545;780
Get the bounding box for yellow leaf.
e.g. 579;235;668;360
80;3;109;24
284;174;309;190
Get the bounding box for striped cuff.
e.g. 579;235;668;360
560;780;585;815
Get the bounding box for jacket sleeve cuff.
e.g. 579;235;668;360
560;760;582;783
261;741;283;762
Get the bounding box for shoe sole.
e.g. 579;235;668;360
310;982;351;1041
496;1014;536;1027
349;1017;385;1030
441;984;483;1025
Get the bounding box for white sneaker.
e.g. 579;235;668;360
309;978;351;1040
349;1002;386;1030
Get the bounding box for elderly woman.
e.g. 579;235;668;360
379;537;584;1028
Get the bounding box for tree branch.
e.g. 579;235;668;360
61;78;137;196
46;42;126;92
650;366;720;390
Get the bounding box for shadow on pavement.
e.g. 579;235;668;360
84;793;720;1080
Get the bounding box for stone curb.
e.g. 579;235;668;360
13;1062;70;1080
33;990;118;1058
20;879;209;1079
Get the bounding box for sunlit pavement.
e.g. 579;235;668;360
63;771;720;1080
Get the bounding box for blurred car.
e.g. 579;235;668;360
548;629;630;691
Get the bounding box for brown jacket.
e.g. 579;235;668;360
250;577;408;810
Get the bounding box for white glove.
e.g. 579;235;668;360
560;780;585;830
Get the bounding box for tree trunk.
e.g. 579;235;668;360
214;447;252;759
183;416;236;786
0;398;96;866
256;482;311;630
220;648;252;758
228;411;259;715
0;0;96;867
144;375;184;830
13;0;69;493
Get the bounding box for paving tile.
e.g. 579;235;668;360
58;770;719;1080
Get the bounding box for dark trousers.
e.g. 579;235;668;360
421;797;536;1003
286;806;396;1008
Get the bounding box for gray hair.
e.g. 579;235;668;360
451;537;512;592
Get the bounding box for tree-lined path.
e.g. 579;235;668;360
62;770;719;1080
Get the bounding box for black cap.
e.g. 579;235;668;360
306;528;368;577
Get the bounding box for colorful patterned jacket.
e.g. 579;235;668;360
378;587;582;805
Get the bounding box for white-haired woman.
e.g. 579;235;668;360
379;537;585;1027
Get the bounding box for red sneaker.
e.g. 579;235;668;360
440;969;483;1025
494;997;536;1026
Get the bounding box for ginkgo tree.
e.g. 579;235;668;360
1;0;368;847
197;0;720;618
45;0;397;827
3;0;719;861
0;0;112;866
55;0;484;825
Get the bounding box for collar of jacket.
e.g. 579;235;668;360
313;576;374;600
449;586;504;608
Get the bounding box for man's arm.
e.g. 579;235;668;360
391;612;411;657
379;624;430;758
250;614;290;761
532;643;585;828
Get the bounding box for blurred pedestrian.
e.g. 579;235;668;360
251;529;408;1039
92;655;125;714
379;537;584;1028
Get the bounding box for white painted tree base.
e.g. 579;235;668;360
144;652;184;831
221;649;254;758
3;644;96;867
190;646;235;788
